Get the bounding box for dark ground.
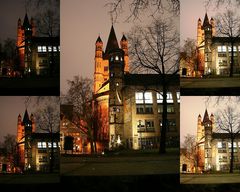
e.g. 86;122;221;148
0;76;60;95
180;77;240;95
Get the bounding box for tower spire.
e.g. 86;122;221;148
105;25;119;54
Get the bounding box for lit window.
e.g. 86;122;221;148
48;142;52;148
217;142;222;148
228;46;232;52
38;46;42;52
53;46;57;52
115;56;119;60
42;46;47;52
38;142;42;148
144;92;153;104
48;46;52;52
218;46;227;52
167;92;173;103
58;46;60;52
37;142;47;148
53;142;57;148
157;92;163;103
135;92;144;104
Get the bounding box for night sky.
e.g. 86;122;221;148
1;1;237;145
0;97;27;142
0;0;35;43
60;0;177;93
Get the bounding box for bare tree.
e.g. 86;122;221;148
106;0;179;22
181;134;202;173
216;9;240;77
128;17;179;154
180;38;197;76
26;96;60;173
216;106;240;173
65;76;103;154
205;0;240;8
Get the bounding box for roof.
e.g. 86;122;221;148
212;36;240;44
124;74;179;86
212;132;240;140
31;132;60;140
105;25;119;54
23;13;31;28
96;36;102;43
23;109;31;125
203;109;210;123
121;34;127;41
203;13;210;27
31;36;60;45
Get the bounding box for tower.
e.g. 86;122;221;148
17;114;24;167
197;114;205;171
16;109;35;170
197;13;216;75
16;13;35;74
197;109;214;172
94;25;127;149
202;13;213;75
94;36;104;93
120;34;129;73
202;109;213;171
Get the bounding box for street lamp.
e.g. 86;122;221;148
117;135;121;145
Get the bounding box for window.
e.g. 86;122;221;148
136;92;153;114
37;46;47;52
218;46;227;52
157;92;163;103
136;92;144;104
137;120;155;132
48;46;52;52
135;92;153;104
38;142;47;148
115;56;119;61
145;120;155;132
157;92;173;103
104;66;108;72
58;46;60;52
176;92;180;103
53;46;57;52
217;142;222;148
144;92;153;104
158;104;175;113
137;120;145;132
39;156;48;162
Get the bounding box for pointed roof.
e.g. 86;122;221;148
121;34;127;41
23;109;31;125
203;13;210;27
105;25;119;53
23;13;31;28
96;35;102;43
203;109;210;123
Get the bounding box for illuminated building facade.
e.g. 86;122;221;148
181;13;240;77
197;13;240;76
16;109;60;172
196;109;240;172
60;105;88;154
94;26;180;151
16;13;60;76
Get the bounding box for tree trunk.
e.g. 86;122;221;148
230;41;234;77
159;75;167;154
230;137;234;173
